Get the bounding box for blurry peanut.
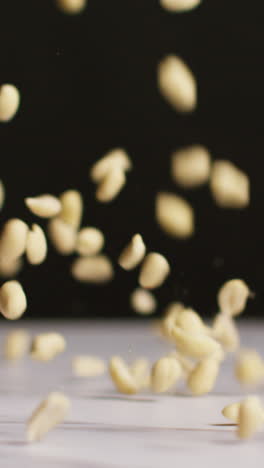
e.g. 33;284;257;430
118;234;146;270
30;332;66;361
96;167;126;203
0;280;27;320
222;402;241;423
27;392;70;442
109;356;138;394
72;356;106;377
4;329;30;360
175;308;209;335
0;218;28;260
0;256;23;278
151;357;182;393
48;218;77;255
71;255;114;283
171;145;211;188
212;313;239;352
90;148;132;183
158;55;197;112
217;279;251;317
210;160;249;209
0;180;5;210
25;195;61;218
139;252;170;289
171;326;221;359
0;84;20;122
56;0;87;14
235;350;264;385
59;190;83;229
130;358;150;389
237;396;264;440
156;192;194;238
187;356;220;395
26;224;47;265
160;0;201;12
130;288;157;315
162;302;184;338
76;227;104;256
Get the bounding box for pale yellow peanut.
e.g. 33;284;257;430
0;281;27;320
30;333;66;361
4;329;30;360
48;218;77;255
96;166;126;203
0;84;20;122
72;356;106;377
130;358;150;389
210;160;249;209
130;288;157;315
90;148;132;183
55;0;87;14
212;313;239;352
76;227;104;256
27;392;70;442
59;190;83;229
162;302;184;338
25;195;61;218
109;356;138;394
156;192;194;238
175;308;209;335
139;252;170;289
151;357;182;393
187;356;220;395
0;218;28;260
26;224;47;265
158;55;197;112
118;234;146;270
71;255;114;283
160;0;201;12
235;350;264;385
171;145;211;188
222;402;241;423
0;256;23;278
0;180;5;210
171;326;221;359
166;351;194;375
217;279;251;317
237;396;264;440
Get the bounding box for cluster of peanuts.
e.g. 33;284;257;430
110;279;264;441
0;0;258;444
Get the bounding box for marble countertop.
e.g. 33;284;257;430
0;320;262;467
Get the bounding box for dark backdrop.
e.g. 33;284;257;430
0;0;263;319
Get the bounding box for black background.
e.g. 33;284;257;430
0;0;263;319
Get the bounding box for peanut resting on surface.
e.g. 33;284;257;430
72;356;106;377
27;392;70;442
151;357;182;393
109;356;138;394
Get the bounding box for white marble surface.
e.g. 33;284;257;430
0;320;263;467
